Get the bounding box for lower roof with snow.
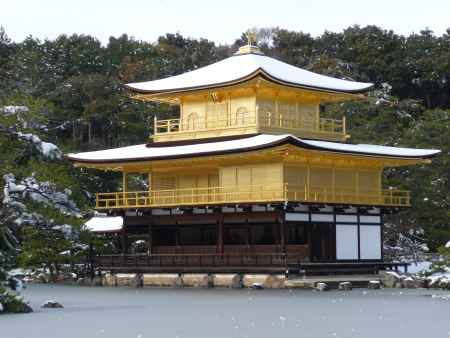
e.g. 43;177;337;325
84;216;123;233
67;134;440;164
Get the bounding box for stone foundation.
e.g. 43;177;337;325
142;273;180;287
182;274;213;288
264;274;286;288
242;274;286;288
103;273;117;287
116;273;137;287
74;271;418;290
284;279;316;289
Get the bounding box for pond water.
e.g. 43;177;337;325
1;284;450;338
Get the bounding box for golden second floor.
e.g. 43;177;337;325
95;161;410;209
152;80;348;143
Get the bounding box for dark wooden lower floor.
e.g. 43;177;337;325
90;210;392;275
90;253;407;275
114;211;337;263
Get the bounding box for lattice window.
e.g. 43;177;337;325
234;106;249;126
152;176;177;191
258;100;276;126
185;112;199;130
298;104;317;128
335;169;356;193
206;102;227;128
310;167;333;194
358;170;379;193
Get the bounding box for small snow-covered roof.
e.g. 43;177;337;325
67;134;440;164
84;216;123;233
125;52;373;94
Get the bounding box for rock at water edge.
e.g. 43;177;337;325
264;275;286;289
173;276;184;288
231;274;243;289
42;300;63;308
243;274;267;288
116;273;137;287
381;271;401;288
201;275;214;288
402;277;417;289
251;282;264;290
338;281;352;291
315;282;328;291
103;273;117;287
368;281;381;289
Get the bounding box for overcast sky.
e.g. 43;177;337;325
1;0;449;45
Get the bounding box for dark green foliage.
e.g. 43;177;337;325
18;225;72;280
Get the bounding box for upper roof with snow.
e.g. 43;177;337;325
125;47;373;95
67;134;440;164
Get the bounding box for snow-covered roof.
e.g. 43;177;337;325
67;134;440;164
84;216;123;233
125;52;373;94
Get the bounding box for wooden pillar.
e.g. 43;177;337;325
88;242;95;280
217;216;224;255
279;212;286;254
122;172;128;206
120;229;127;255
148;220;153;255
122;172;128;192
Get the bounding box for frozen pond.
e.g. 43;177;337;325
1;284;450;338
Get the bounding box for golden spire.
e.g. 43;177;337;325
245;30;257;46
235;29;264;56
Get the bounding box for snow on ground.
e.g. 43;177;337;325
408;261;433;274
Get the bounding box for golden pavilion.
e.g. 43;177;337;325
68;40;440;275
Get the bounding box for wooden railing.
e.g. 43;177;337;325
95;184;410;209
154;111;345;140
94;253;293;270
154;112;257;134
258;112;345;137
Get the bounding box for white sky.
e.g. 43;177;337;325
1;0;449;45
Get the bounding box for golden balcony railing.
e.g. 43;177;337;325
153;111;346;141
258;112;345;137
154;112;257;134
95;184;410;209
